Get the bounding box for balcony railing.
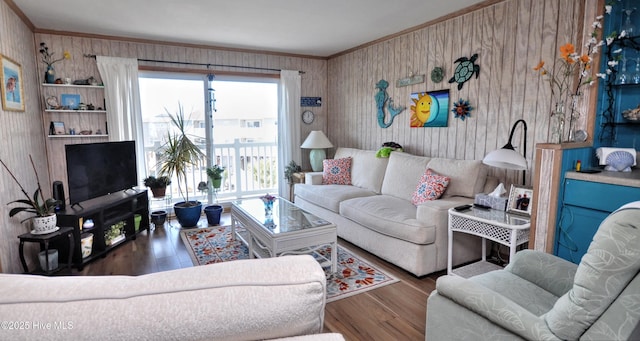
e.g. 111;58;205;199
145;139;278;206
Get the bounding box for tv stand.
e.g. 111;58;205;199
55;189;149;270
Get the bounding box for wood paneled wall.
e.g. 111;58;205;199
327;0;593;188
32;33;328;196
0;0;47;273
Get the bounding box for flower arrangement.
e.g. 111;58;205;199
38;42;71;67
532;3;621;142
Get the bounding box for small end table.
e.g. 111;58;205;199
448;207;530;277
289;172;306;201
18;226;74;275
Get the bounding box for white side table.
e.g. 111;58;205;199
448;207;530;277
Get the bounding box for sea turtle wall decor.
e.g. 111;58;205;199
448;53;480;90
375;79;405;128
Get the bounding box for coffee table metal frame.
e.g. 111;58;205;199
231;197;337;273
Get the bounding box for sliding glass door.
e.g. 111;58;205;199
139;72;278;205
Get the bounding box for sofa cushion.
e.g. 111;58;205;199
470;270;560;316
334;148;389;193
426;158;487;198
339;195;436;244
295;184;376;213
381;152;431;200
322;157;352;185
412;168;450;205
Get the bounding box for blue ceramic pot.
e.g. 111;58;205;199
204;205;223;226
174;201;202;228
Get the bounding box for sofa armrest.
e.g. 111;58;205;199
433;275;560;340
0;255;327;341
505;249;578;297
305;172;323;185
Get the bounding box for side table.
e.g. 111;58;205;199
447;207;530;277
289;172;306;202
18;226;74;275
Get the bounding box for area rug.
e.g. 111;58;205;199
180;225;399;302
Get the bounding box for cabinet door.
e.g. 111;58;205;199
556;204;608;264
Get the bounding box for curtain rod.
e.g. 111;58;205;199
83;54;304;74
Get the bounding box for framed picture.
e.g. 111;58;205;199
51;121;65;135
61;94;81;110
0;54;25;112
506;184;534;216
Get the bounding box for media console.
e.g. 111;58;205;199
55;189;149;270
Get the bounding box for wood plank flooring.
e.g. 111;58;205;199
72;214;443;340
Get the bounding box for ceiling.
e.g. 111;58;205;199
12;0;488;57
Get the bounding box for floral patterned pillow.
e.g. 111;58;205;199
412;168;450;205
322;157;352;185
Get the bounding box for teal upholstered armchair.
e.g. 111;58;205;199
426;202;640;340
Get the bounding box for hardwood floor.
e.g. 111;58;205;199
72;213;443;340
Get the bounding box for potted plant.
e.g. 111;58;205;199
284;160;302;184
206;165;225;189
143;175;171;198
157;104;205;228
0;156;60;234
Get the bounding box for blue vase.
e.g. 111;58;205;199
45;65;55;84
204;205;223;226
174;201;202;228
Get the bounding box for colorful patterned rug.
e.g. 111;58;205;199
180;225;399;302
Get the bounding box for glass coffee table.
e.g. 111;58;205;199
231;197;337;273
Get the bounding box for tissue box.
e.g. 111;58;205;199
475;194;508;211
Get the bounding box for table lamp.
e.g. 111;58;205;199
482;119;528;185
301;130;333;172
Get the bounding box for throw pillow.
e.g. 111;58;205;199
412;168;450;205
322;157;352;185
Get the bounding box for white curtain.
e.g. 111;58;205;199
96;56;146;186
277;70;301;198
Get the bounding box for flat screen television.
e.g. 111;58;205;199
65;141;137;205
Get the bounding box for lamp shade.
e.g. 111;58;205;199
301;131;333;149
482;147;527;170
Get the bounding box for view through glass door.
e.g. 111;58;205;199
139;72;279;207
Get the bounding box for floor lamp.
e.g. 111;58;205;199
301;131;333;172
482;119;528;185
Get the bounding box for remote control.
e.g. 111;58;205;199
453;204;472;211
473;203;491;210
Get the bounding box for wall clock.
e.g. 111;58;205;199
302;110;315;124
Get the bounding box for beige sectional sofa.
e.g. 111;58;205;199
0;255;344;341
295;148;496;277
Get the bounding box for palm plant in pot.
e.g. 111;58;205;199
143;175;171;198
157;105;205;228
1;156;60;234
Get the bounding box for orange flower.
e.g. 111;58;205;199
560;43;575;62
579;54;590;64
533;61;545;71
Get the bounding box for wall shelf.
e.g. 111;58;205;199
42;83;104;89
48;134;108;138
45;109;106;113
